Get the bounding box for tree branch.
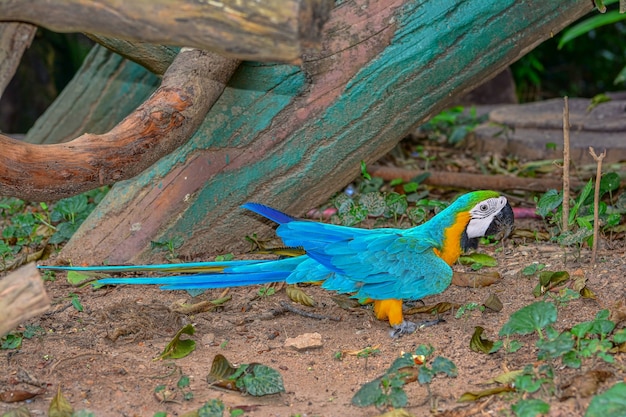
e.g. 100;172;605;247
86;34;178;76
0;0;333;63
0;49;240;201
0;22;36;97
369;165;582;192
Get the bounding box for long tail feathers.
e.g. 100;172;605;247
37;203;303;290
98;270;287;290
37;260;260;274
40;256;304;291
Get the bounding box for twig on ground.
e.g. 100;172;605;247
369;165;581;192
562;96;571;232
588;147;606;265
279;301;341;321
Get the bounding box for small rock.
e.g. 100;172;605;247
284;332;323;350
201;333;215;346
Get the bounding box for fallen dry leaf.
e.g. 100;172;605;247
453;271;501;287
559;369;614;400
0;389;40;403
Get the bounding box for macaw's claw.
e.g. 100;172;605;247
390;318;446;337
390;321;419;337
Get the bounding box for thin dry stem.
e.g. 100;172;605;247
588;146;606;265
562;96;571;232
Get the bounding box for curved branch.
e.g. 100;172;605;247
0;49;240;201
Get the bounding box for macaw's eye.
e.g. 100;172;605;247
480;204;488;211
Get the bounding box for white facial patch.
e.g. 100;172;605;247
465;196;508;238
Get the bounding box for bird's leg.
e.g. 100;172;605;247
374;299;446;337
374;299;416;337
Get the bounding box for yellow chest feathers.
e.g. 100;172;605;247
433;211;471;266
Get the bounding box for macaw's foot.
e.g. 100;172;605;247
390;320;418;337
390;318;446;338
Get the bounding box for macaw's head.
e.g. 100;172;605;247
455;190;515;251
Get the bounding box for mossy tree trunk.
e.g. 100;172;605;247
58;0;591;264
0;1;593;264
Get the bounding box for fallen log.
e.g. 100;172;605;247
0;263;50;337
369;165;583;193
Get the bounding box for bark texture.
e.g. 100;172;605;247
57;0;593;264
0;263;50;337
0;0;333;62
0;49;240;201
0;22;36;96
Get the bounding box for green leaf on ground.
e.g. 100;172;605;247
585;382;626;417
237;364;285;396
536;330;575;360
459;253;497;267
536;190;562;218
207;354;284;397
1;333;23;350
499;301;557;338
470;326;494;354
48;386;74;417
458;385;515;402
197;399;225;417
511;398;549;417
522;263;545;276
66;270;92;286
613;328;626;344
430;356;457;377
158;324;196;360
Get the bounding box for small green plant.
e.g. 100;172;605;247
356;346;381;359
491;303;624;370
215;253;235;262
535;173;623;256
177;375;194;401
197;398;225;417
559;0;626;87
48;187;109;244
500;301;557;341
1;324;45;350
586;382;626;417
522;263;546;276
68;293;84;312
513;364;555;397
42;269;56;282
455;302;485;319
151;235;185;259
418;106;487;145
352;345;457;409
257;286;276;298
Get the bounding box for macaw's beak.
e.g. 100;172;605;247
461;201;514;252
485;201;514;240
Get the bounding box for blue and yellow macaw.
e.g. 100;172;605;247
40;190;513;336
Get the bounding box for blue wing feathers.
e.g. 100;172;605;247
242;203;296;224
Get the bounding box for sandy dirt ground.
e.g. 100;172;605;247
2;229;625;417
